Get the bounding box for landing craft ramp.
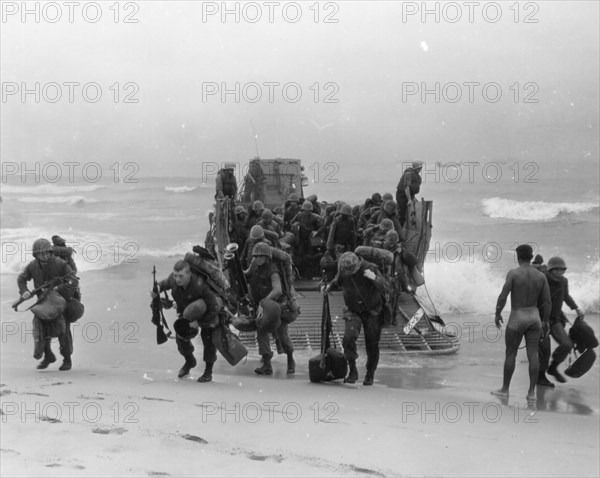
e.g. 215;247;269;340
237;282;460;354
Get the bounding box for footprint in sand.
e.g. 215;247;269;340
246;453;284;463
39;415;62;423
1;449;21;456
45;464;85;470
347;464;386;477
40;382;72;388
92;427;128;435
181;434;208;444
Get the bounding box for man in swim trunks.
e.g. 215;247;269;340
493;244;551;402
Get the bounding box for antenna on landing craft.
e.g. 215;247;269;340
250;120;260;159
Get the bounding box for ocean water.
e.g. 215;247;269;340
1;158;598;314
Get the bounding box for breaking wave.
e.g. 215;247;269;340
164;186;199;193
417;258;599;315
1;184;105;195
1;228;141;273
16;196;96;206
482;197;598;221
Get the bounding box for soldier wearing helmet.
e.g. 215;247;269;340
257;208;282;238
396;160;424;226
364;219;395;249
241;225;279;269
493;244;551;403
244;242;296;376
215;162;238;199
241;158;266;203
323;251;388;386
368;200;404;240
283;193;302;232
233;205;250;250
245;200;265;231
17;238;79;371
290;200;324;279
326;203;357;254
541;256;584;385
155;260;222;382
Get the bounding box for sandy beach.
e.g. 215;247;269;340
2;260;598;478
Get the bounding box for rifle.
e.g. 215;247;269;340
12;274;78;312
390;250;401;324
223;243;253;316
319;272;332;352
151;266;172;345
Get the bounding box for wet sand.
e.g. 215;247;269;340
1;265;598;477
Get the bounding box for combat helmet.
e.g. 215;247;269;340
252;242;272;258
261;209;273;221
235;205;247;215
250;225;265;239
340;204;352;216
302;200;313;211
252;200;264;212
338;252;361;277
383;200;398;215
381;219;394;231
547;257;567;271
288;193;299;203
32;238;53;256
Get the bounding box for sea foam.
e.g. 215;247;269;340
482;197;598;221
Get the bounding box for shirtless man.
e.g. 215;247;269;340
492;244;551;403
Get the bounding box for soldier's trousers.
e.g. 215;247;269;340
255;298;294;356
176;327;217;363
34;316;73;359
342;311;382;372
550;321;573;365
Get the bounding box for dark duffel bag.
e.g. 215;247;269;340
568;316;599;353
565;348;597;378
64;298;84;323
309;348;348;383
212;324;248;366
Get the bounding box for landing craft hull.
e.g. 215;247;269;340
208;159;459;355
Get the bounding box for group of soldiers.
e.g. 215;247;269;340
16;161;425;387
16;160;588;392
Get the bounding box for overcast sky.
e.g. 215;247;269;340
1;1;598;178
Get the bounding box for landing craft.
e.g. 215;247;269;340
207;158;459;355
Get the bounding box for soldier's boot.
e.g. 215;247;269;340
537;371;555;388
254;354;273;375
286;352;295;374
37;342;56;370
178;355;197;378
363;370;375;386
275;337;284;354
345;360;358;384
197;362;214;383
547;361;566;383
260;351;274;364
399;273;410;293
59;355;72;371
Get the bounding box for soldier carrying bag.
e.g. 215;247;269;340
309;276;348;383
212;312;248;366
